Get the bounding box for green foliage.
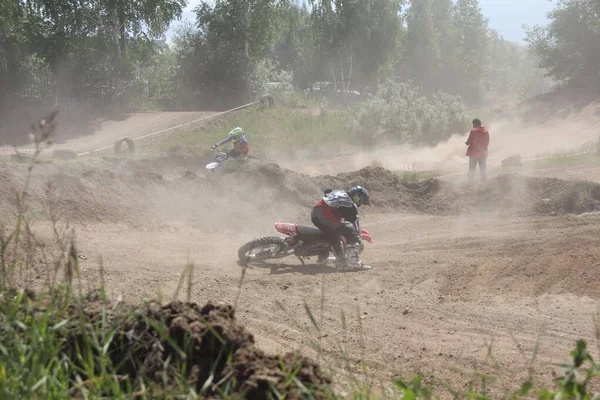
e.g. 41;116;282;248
0;0;186;107
400;168;438;183
1;0;554;142
526;0;600;87
484;30;553;100
188;0;287;104
453;0;488;103
0;0;29;93
397;0;552;104
131;46;178;110
249;58;294;99
403;0;440;93
538;340;600;400
142;105;349;155
394;376;432;399
274;3;316;90
351;81;469;146
310;0;404;91
432;0;458;94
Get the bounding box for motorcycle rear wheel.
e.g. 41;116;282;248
238;237;287;263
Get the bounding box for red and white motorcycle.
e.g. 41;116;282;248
237;222;372;266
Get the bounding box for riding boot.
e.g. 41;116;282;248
330;237;348;268
334;248;347;268
344;244;371;270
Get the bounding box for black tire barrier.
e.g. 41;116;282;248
114;137;135;154
260;94;275;108
52;149;78;160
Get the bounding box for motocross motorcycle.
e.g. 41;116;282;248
237;220;372;266
205;150;228;171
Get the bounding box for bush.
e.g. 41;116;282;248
351;81;469;146
248;59;294;100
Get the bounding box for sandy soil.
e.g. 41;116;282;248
5;95;600;395
25;170;598;395
0;111;217;155
64;111;218;154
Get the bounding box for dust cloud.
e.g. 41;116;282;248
270;98;600;177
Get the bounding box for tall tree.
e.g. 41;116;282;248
432;0;457;93
7;0;186;103
453;0;488;102
275;3;315;89
0;0;27;94
308;0;403;91
403;0;439;93
353;0;404;89
194;0;286;103
309;0;348;90
526;0;600;86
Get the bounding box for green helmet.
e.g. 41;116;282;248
228;127;244;142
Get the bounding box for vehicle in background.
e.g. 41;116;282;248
263;81;295;95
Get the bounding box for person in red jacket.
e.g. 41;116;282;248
465;118;490;184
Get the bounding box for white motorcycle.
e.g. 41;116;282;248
205;149;228;171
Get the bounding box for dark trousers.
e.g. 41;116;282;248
311;217;344;260
469;156;487;183
311;213;359;261
226;148;242;158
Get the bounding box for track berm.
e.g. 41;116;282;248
3;157;600;225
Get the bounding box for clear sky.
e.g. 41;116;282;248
478;0;554;42
168;0;555;44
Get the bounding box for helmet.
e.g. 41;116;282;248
323;190;354;208
347;186;370;207
228;127;244;142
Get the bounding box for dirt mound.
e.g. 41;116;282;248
470;174;600;216
61;297;332;397
324;169;600;216
513;87;600;126
0;165;149;225
319;166;463;214
46;172;142;224
213;160;462;214
219;157;286;185
4;157;600;229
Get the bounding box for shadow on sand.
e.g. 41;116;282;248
239;261;365;275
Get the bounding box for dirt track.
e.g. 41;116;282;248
3;155;593;396
66;211;597;393
0;111;217;154
63;111;218;154
3;95;600;393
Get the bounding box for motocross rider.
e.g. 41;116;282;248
211;127;249;157
311;186;371;270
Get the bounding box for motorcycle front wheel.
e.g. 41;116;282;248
237;237;287;263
